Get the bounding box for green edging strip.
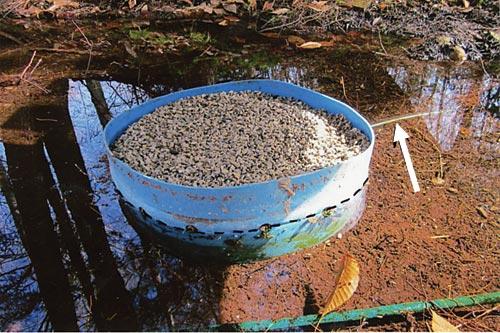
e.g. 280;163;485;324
210;291;500;331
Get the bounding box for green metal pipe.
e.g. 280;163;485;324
210;291;500;331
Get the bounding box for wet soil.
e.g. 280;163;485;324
0;23;498;331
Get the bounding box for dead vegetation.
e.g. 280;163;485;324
1;0;499;62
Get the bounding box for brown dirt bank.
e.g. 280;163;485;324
1;0;499;63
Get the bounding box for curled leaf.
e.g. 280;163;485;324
223;3;238;14
298;41;322;49
431;310;460;332
306;0;331;11
287;35;306;45
263;1;273;11
319;254;360;314
272;8;290;14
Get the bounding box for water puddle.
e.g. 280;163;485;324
0;26;498;330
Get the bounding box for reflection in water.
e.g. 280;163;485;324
388;65;499;152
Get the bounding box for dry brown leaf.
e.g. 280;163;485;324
223;3;238;14
319;40;335;47
431;310;460;332
431;177;445;186
262;1;274;11
123;41;137;58
128;0;136;9
224;15;240;22
248;0;257;10
272;8;290;14
218;19;229;26
306;0;331;11
341;0;373;9
319;254;360;314
260;32;281;39
213;7;226;15
198;3;214;14
53;0;79;8
46;0;79;11
287;35;306;45
211;0;222;6
298;41;322;49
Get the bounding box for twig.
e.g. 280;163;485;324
29;58;42;76
378;30;388;55
371;110;451;128
31;47;96;55
340;76;348;101
19;51;36;80
72;20;93;73
35;118;58;122
0;30;23;45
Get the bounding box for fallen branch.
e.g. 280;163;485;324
0;30;23;45
30;47;99;55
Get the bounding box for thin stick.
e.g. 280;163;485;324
31;47;95;55
371;110;450;128
340;76;347;101
72;20;93;73
378;30;388;55
19;51;36;80
0;30;23;45
29;58;42;77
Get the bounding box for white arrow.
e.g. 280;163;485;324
393;123;420;193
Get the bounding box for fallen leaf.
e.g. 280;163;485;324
218;19;229;26
476;206;488;219
462;0;470;8
446;187;458;194
224;15;240;22
123;41;137;58
260;32;281;39
128;0;136;9
298;41;322;49
262;1;273;11
211;0;221;6
341;0;373;10
319;40;335;47
272;8;290;14
431;310;460;332
223;3;238;14
306;0;331;11
287;35;305;45
248;0;257;10
46;0;79;11
198;3;213;14
431;177;445;186
213;8;226;15
319;254;360;314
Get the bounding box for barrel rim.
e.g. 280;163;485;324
103;79;375;190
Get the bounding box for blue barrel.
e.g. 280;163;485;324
104;80;375;262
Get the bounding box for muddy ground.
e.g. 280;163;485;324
0;22;499;331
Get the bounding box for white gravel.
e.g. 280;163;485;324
112;91;369;187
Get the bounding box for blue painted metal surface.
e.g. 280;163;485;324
104;80;375;262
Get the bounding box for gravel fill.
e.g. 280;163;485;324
112;91;369;187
